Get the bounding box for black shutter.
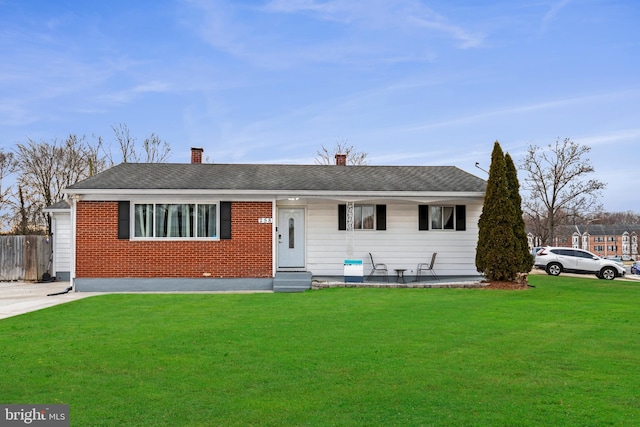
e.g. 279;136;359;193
376;205;386;230
118;201;130;239
455;205;466;231
338;204;346;230
419;205;429;230
220;202;232;239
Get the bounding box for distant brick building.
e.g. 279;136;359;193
528;224;640;260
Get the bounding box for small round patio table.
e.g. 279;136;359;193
394;269;407;283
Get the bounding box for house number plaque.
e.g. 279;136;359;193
258;217;273;224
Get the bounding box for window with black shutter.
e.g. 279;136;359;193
118;201;130;239
418;205;429;231
220;201;232;240
338;204;386;230
455;205;466;231
419;204;466;231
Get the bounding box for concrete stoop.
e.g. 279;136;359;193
273;272;313;292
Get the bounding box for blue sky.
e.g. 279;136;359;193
1;0;639;212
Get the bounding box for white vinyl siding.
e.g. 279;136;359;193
52;212;72;275
304;199;482;277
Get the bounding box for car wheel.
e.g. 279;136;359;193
546;263;562;276
600;267;616;280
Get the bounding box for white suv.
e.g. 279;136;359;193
534;247;626;280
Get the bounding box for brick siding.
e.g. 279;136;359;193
76;201;273;278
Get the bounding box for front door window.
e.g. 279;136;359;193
289;218;295;248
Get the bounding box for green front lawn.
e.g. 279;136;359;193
1;275;640;426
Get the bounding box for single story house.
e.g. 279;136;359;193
61;148;487;292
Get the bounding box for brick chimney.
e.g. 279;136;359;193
191;147;203;164
335;153;347;166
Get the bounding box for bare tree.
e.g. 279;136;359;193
12;135;99;233
110;123;136;164
597;211;640;225
87;135;108;176
6;126;169;233
0;149;16;231
141;133;171;163
108;123;171;165
315;139;368;165
14;186;34;235
520;138;606;245
0;150;14;200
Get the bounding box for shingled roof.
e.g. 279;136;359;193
65;163;486;193
570;224;640;236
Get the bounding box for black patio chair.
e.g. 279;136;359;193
416;252;438;281
368;253;389;282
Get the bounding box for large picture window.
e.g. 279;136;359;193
134;203;218;238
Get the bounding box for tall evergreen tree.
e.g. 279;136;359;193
476;141;519;281
505;153;534;274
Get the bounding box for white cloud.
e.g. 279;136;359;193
542;0;573;28
409;16;483;49
264;0;485;47
182;0;484;67
180;0;252;62
576;129;640;147
101;81;174;104
263;0;344;17
404;90;640;133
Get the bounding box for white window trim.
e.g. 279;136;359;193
430;205;456;231
130;200;220;241
353;204;375;231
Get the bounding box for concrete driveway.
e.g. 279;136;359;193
0;281;100;320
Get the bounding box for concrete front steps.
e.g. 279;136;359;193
273;272;313;292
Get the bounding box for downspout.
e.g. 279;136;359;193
69;195;78;292
272;198;277;278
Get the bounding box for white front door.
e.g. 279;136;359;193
277;208;305;268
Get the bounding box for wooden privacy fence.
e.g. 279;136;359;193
0;235;52;281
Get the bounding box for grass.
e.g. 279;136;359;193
1;275;640;426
